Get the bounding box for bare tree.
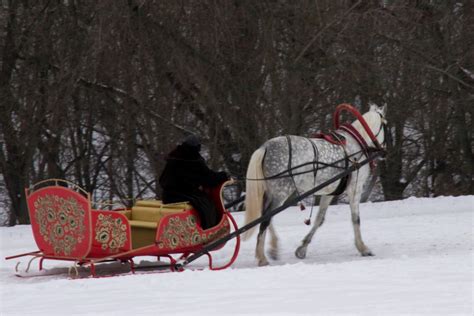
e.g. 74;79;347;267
1;0;472;224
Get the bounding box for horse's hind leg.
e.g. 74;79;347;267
256;219;271;266
255;197;281;265
268;222;279;260
295;195;333;259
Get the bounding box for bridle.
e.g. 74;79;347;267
373;111;389;152
333;103;387;152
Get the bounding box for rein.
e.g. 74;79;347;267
238;149;365;182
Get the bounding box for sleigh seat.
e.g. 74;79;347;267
119;200;192;249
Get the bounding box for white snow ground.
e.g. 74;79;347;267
0;196;472;315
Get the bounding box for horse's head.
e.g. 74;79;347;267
370;103;388;149
356;103;388;151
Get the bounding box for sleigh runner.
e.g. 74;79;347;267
6;179;240;277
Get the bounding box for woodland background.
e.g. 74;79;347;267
0;0;472;225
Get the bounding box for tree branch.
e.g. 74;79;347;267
294;0;362;64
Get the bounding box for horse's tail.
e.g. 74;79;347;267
242;147;267;241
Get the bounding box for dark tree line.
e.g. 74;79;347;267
1;0;472;225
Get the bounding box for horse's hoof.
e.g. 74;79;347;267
268;249;279;260
258;259;269;267
295;246;307;259
361;249;374;257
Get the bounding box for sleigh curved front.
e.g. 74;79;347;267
155;209;230;254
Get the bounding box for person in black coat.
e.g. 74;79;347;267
159;135;229;229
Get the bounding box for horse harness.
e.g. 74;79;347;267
285;135;349;197
284;116;387;196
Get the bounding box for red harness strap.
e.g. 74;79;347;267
339;123;369;153
339;123;377;170
311;131;346;146
333;103;383;151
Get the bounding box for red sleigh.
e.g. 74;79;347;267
6;179;240;277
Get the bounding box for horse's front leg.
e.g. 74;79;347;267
349;196;373;257
295;195;333;259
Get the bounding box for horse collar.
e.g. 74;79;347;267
338;123;377;170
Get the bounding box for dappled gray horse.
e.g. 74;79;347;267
242;104;387;266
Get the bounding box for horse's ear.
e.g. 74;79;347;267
381;104;388;116
369;103;378;112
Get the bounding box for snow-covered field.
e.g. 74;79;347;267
0;196;472;315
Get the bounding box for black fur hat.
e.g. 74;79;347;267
182;134;201;148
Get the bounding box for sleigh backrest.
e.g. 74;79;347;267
26;180;92;258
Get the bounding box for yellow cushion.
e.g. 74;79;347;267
135;199;163;207
135;199;193;210
130;200;190;222
121;200;193;249
129;220;158;229
129;220;158;249
118;210;132;220
131;206;163;222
